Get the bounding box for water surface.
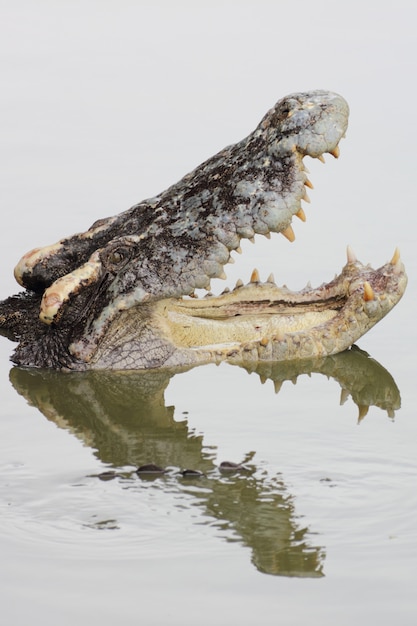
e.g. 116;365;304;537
1;342;416;624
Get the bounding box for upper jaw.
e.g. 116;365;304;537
14;90;349;305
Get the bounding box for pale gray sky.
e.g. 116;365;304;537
1;1;415;308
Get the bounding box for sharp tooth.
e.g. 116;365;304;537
363;281;374;301
234;278;243;289
266;272;275;284
296;208;306;222
228;256;235;264
330;146;340;158
219;270;227;280
303;164;310;174
249;237;255;244
390;247;400;265
236;246;242;254
281;225;295;242
304;178;314;189
317;155;326;163
250;268;260;283
393;259;403;275
303;191;311;203
264;232;271;239
221;287;230;294
346;245;357;264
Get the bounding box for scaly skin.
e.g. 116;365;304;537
0;90;407;369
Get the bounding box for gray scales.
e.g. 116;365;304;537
0;91;407;369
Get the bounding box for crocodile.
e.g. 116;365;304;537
0;90;407;370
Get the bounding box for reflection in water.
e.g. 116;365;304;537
240;344;401;422
9;346;400;577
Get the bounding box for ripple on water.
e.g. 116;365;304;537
1;456;316;579
0;462;227;561
285;452;417;552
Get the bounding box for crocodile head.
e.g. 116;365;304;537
0;90;407;370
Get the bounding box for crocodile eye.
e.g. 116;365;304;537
108;251;124;265
102;246;131;271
